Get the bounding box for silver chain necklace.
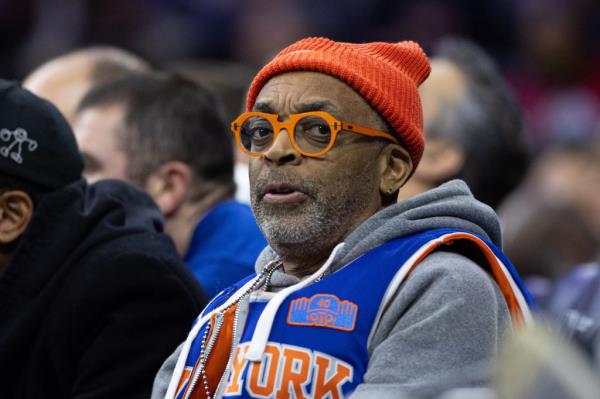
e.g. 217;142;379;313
184;260;284;399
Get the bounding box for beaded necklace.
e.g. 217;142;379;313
183;259;284;399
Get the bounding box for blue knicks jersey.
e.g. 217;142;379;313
167;228;533;399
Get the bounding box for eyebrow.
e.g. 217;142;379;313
295;101;340;115
253;102;276;113
253;100;342;118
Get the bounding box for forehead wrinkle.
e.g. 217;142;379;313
293;100;342;117
255;72;381;126
253;98;344;120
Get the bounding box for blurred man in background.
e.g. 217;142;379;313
399;38;529;209
501;143;600;282
166;60;258;204
23;46;150;124
0;80;205;398
74;72;266;297
501;137;600;366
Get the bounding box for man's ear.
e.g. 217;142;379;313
0;191;34;244
144;161;193;217
415;138;464;182
378;144;413;194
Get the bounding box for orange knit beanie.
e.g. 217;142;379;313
246;37;431;168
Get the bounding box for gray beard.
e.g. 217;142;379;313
253;195;347;246
250;161;380;259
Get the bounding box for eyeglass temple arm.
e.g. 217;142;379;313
339;122;399;144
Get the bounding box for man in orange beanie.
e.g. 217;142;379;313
152;37;533;398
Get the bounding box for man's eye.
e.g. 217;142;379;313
304;124;330;136
300;123;331;144
250;127;273;139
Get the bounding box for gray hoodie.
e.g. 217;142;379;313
152;180;512;398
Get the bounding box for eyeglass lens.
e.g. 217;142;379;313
240;115;333;154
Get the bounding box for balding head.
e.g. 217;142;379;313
23;47;150;123
400;38;529;209
420;58;467;132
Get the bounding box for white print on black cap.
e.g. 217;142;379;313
0;128;38;164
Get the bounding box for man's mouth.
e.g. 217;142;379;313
262;183;308;204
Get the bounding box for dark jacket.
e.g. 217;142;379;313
537;261;600;365
0;179;207;399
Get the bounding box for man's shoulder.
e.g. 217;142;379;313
410;250;499;292
70;230;206;311
203;200;263;236
187;199;266;265
76;231;199;294
209;199;253;216
84;231;179;267
367;249;512;366
375;249;510;337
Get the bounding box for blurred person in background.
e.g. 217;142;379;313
509;0;600;149
167;60;257;204
0;80;206;399
542;260;600;368
434;323;600;399
153;37;532;399
399;38;529;209
23;46;150;123
501;135;600;365
501;143;600;281
493;322;600;399
74;72;266;298
502;137;600;282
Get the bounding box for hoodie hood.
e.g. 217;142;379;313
0;179;164;301
255;180;501;289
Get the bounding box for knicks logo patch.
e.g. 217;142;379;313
287;294;357;331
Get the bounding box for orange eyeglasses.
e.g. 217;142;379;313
230;111;399;157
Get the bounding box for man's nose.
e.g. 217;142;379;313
263;128;301;165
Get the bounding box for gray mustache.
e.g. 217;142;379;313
253;173;316;199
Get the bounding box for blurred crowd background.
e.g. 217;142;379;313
2;0;600;149
2;0;600;396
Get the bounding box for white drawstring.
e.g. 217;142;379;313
245;243;345;361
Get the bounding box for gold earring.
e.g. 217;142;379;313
387;187;394;195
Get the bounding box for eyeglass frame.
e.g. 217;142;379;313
230;111;399;158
